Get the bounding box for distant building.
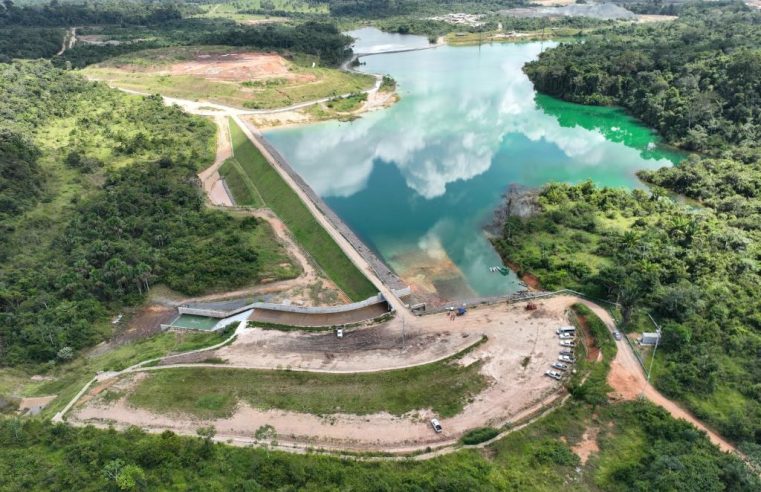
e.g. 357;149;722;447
640;332;661;346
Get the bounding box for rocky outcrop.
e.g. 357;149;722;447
485;184;541;235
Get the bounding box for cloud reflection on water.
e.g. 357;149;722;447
280;42;667;201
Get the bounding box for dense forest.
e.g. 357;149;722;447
321;0;523;17
0;62;271;365
0;1;354;66
0;1;184;27
2;399;758;491
524;4;761;154
498;3;761;450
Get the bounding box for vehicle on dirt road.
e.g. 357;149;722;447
614;331;622;341
552;362;568;371
431;418;443;433
545;370;562;381
336;328;344;338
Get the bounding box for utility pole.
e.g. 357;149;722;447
401;317;405;352
641;313;661;398
646;314;661;385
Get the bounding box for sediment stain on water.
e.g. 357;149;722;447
265;30;682;302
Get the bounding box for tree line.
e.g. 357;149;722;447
1;399;757;490
0;0;184;27
0;61;266;365
500;1;761;448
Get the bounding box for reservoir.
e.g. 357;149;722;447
265;29;682;302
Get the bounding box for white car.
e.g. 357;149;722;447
336;328;344;339
559;333;575;340
545;370;562;381
560;341;575;347
614;331;622;341
559;355;575;363
552;362;568;371
431;418;443;433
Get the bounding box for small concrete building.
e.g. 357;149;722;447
640;332;661;346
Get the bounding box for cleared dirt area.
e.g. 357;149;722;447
168;52;313;83
86;48;376;111
572;426;600;465
70;297;578;452
636;14;679;23
18;396;56;415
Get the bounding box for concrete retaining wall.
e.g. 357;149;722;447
179;290;402;322
250;293;386;315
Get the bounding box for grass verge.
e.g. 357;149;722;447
127;358;487;419
0;326;236;419
219;157;264;207
227;117;376;300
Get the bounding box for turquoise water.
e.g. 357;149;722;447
347;27;431;53
265;33;682;301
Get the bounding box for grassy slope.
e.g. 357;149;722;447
82;46;374;110
219;157;264;207
0;328;235;419
127;360;486;419
228;118;376;300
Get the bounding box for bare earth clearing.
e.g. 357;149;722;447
166;52;311;83
85;47;377;113
71;297;575;452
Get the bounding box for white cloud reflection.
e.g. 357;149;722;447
270;42;658;199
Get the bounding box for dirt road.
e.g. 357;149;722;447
198;115;234;206
577;300;737;453
56;28;76;56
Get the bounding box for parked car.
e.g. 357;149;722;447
545;370;562;381
559;355;575;363
559;349;574;356
431;418;443;433
560;341;575;347
336;328;344;339
613;331;622;341
559;333;575;340
552;362;568;371
556;326;575;335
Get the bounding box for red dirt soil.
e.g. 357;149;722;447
504;259;541;290
574;311;601;362
168;52;315;83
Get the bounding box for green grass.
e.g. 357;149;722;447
0;327;235;419
219;157;264;207
460;427;499;445
82;46;375;110
325;92;367;112
127;359;487;419
227;118;376;301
